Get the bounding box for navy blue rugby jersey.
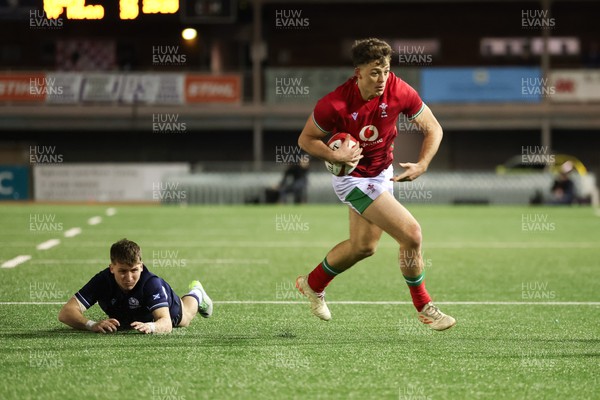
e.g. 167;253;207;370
75;265;181;327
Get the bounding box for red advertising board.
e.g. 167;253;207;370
185;74;241;103
0;72;243;104
0;73;47;102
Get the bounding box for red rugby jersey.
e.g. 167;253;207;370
313;72;424;177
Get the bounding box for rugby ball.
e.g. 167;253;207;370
324;133;360;176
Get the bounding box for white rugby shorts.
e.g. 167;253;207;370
332;165;394;214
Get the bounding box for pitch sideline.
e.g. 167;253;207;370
1;301;598;306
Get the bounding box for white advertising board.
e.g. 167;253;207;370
34;163;190;202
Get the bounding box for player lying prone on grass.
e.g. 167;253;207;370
58;238;212;334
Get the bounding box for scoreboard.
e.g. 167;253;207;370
38;0;236;21
42;0;178;19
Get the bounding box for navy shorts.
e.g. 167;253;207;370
170;294;183;327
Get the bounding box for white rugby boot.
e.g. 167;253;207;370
295;275;331;321
418;302;456;331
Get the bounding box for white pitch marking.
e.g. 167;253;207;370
1;255;32;269
64;227;82;238
0;302;66;305
191;259;270;265
106;208;117;216
36;239;60;250
166;241;600;249
29;259;106;265
1;301;599;306
25;258;269;265
5;241;597;250
215;301;600;306
87;216;102;225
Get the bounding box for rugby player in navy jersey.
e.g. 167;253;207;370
58;239;212;334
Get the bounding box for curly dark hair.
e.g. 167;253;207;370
351;38;392;67
110;238;142;266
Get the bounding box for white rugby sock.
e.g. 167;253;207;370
187;288;204;305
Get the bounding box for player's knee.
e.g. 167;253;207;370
403;223;422;248
178;312;193;327
57;308;67;324
177;320;190;328
354;242;377;259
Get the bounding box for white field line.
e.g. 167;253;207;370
217;301;600;306
154;259;271;265
87;216;102;225
3;241;599;249
28;259;105;264
1;301;598;306
25;259;270;265
1;211;112;269
1;255;32;269
36;239;60;250
64;227;82;238
131;241;600;249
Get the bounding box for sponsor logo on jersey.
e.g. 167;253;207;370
152;293;161;300
351;112;358;120
359;125;379;142
358;125;384;147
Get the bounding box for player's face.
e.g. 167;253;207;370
110;261;143;292
355;60;390;101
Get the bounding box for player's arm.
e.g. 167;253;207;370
130;307;173;334
58;296;120;333
392;104;443;182
298;114;362;166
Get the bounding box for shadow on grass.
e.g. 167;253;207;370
3;327;598;353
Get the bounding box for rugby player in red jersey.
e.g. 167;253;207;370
296;38;455;330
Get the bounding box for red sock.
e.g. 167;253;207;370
408;282;432;312
307;259;339;293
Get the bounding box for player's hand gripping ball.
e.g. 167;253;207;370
324;133;360;176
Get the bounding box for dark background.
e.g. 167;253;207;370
0;0;598;175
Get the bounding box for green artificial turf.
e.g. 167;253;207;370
0;204;598;399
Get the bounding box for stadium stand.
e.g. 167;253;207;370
0;0;598;205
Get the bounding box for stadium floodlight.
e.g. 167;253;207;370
182;28;198;41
